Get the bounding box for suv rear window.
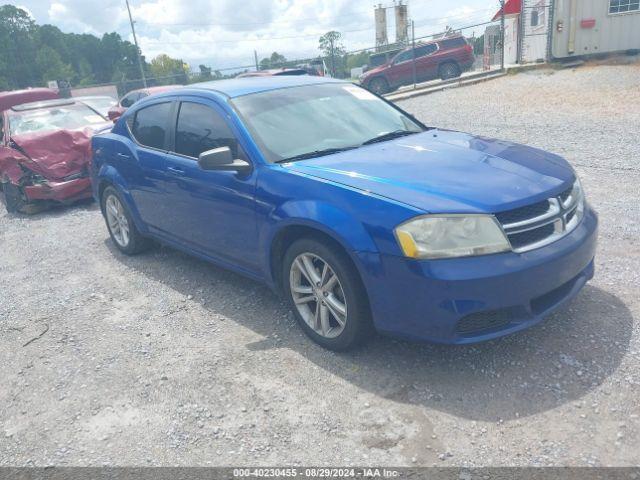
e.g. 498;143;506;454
130;102;171;149
439;37;467;50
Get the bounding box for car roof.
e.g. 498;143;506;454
74;95;117;100
11;98;80;111
186;75;345;99
0;88;59;112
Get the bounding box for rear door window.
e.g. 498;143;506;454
173;102;245;159
130;102;171;150
393;50;413;64
439;37;467;50
415;44;438;57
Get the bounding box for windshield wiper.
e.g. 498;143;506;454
361;129;418;146
275;146;357;163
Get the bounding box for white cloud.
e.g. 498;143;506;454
20;0;495;70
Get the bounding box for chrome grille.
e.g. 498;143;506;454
496;184;583;253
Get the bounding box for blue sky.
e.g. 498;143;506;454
16;0;500;69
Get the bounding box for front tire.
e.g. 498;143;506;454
367;77;390;95
283;238;373;351
439;61;461;80
101;186;150;255
1;181;26;214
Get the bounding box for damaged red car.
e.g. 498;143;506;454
0;98;111;213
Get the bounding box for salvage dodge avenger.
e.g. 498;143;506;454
91;76;597;351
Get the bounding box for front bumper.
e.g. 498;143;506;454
359;206;598;344
23;177;93;203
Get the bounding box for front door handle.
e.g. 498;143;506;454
167;166;185;175
116;152;130;159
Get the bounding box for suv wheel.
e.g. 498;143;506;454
367;77;390;95
101;186;150;255
439;62;461;80
283;238;374;351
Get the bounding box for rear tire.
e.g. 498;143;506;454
439;61;461;80
101;186;150;255
1;181;26;214
283;238;374;351
367;77;390;95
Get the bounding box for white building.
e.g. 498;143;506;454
487;0;640;64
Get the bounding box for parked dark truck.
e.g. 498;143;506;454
360;36;474;95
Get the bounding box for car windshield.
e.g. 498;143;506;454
230;83;424;163
79;97;116;117
8;104;106;136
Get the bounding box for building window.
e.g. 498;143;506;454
531;10;539;26
609;0;640;14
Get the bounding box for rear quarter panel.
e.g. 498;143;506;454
91;131;149;233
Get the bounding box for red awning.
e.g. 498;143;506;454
492;0;522;21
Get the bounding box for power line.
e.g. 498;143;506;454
141;26;374;46
141;9;373;27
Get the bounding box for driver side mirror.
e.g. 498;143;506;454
198;147;252;174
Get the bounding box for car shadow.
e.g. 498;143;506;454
0;197;96;219
106;240;633;422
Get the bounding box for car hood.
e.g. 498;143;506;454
10;127;100;181
363;64;389;78
283;130;575;213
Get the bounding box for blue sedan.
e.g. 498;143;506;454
91;76;597;351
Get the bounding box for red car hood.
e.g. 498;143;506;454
10;128;98;181
363;64;389;78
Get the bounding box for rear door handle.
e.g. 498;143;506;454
116;152;130;159
167;166;185;175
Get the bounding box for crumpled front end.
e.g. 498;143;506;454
0;128;96;209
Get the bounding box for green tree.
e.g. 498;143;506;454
150;53;189;84
345;50;371;71
0;5;38;88
198;64;212;81
35;46;74;84
318;31;346;77
259;52;287;70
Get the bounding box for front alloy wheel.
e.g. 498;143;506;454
290;253;348;339
283;238;373;350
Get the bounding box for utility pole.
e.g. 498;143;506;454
254;50;259;71
125;0;147;88
410;20;416;89
329;37;335;78
500;0;505;71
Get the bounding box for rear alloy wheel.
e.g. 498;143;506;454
368;77;389;95
101;186;150;255
439;62;461;80
283;238;373;351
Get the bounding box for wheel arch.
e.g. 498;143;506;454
267;218;376;297
96;166;147;234
438;60;461;77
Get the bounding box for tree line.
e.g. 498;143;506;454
1;4;399;94
0;4;200;93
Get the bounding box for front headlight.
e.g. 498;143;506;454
394;214;511;259
567;176;585;224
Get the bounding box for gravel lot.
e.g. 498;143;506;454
1;63;639;467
